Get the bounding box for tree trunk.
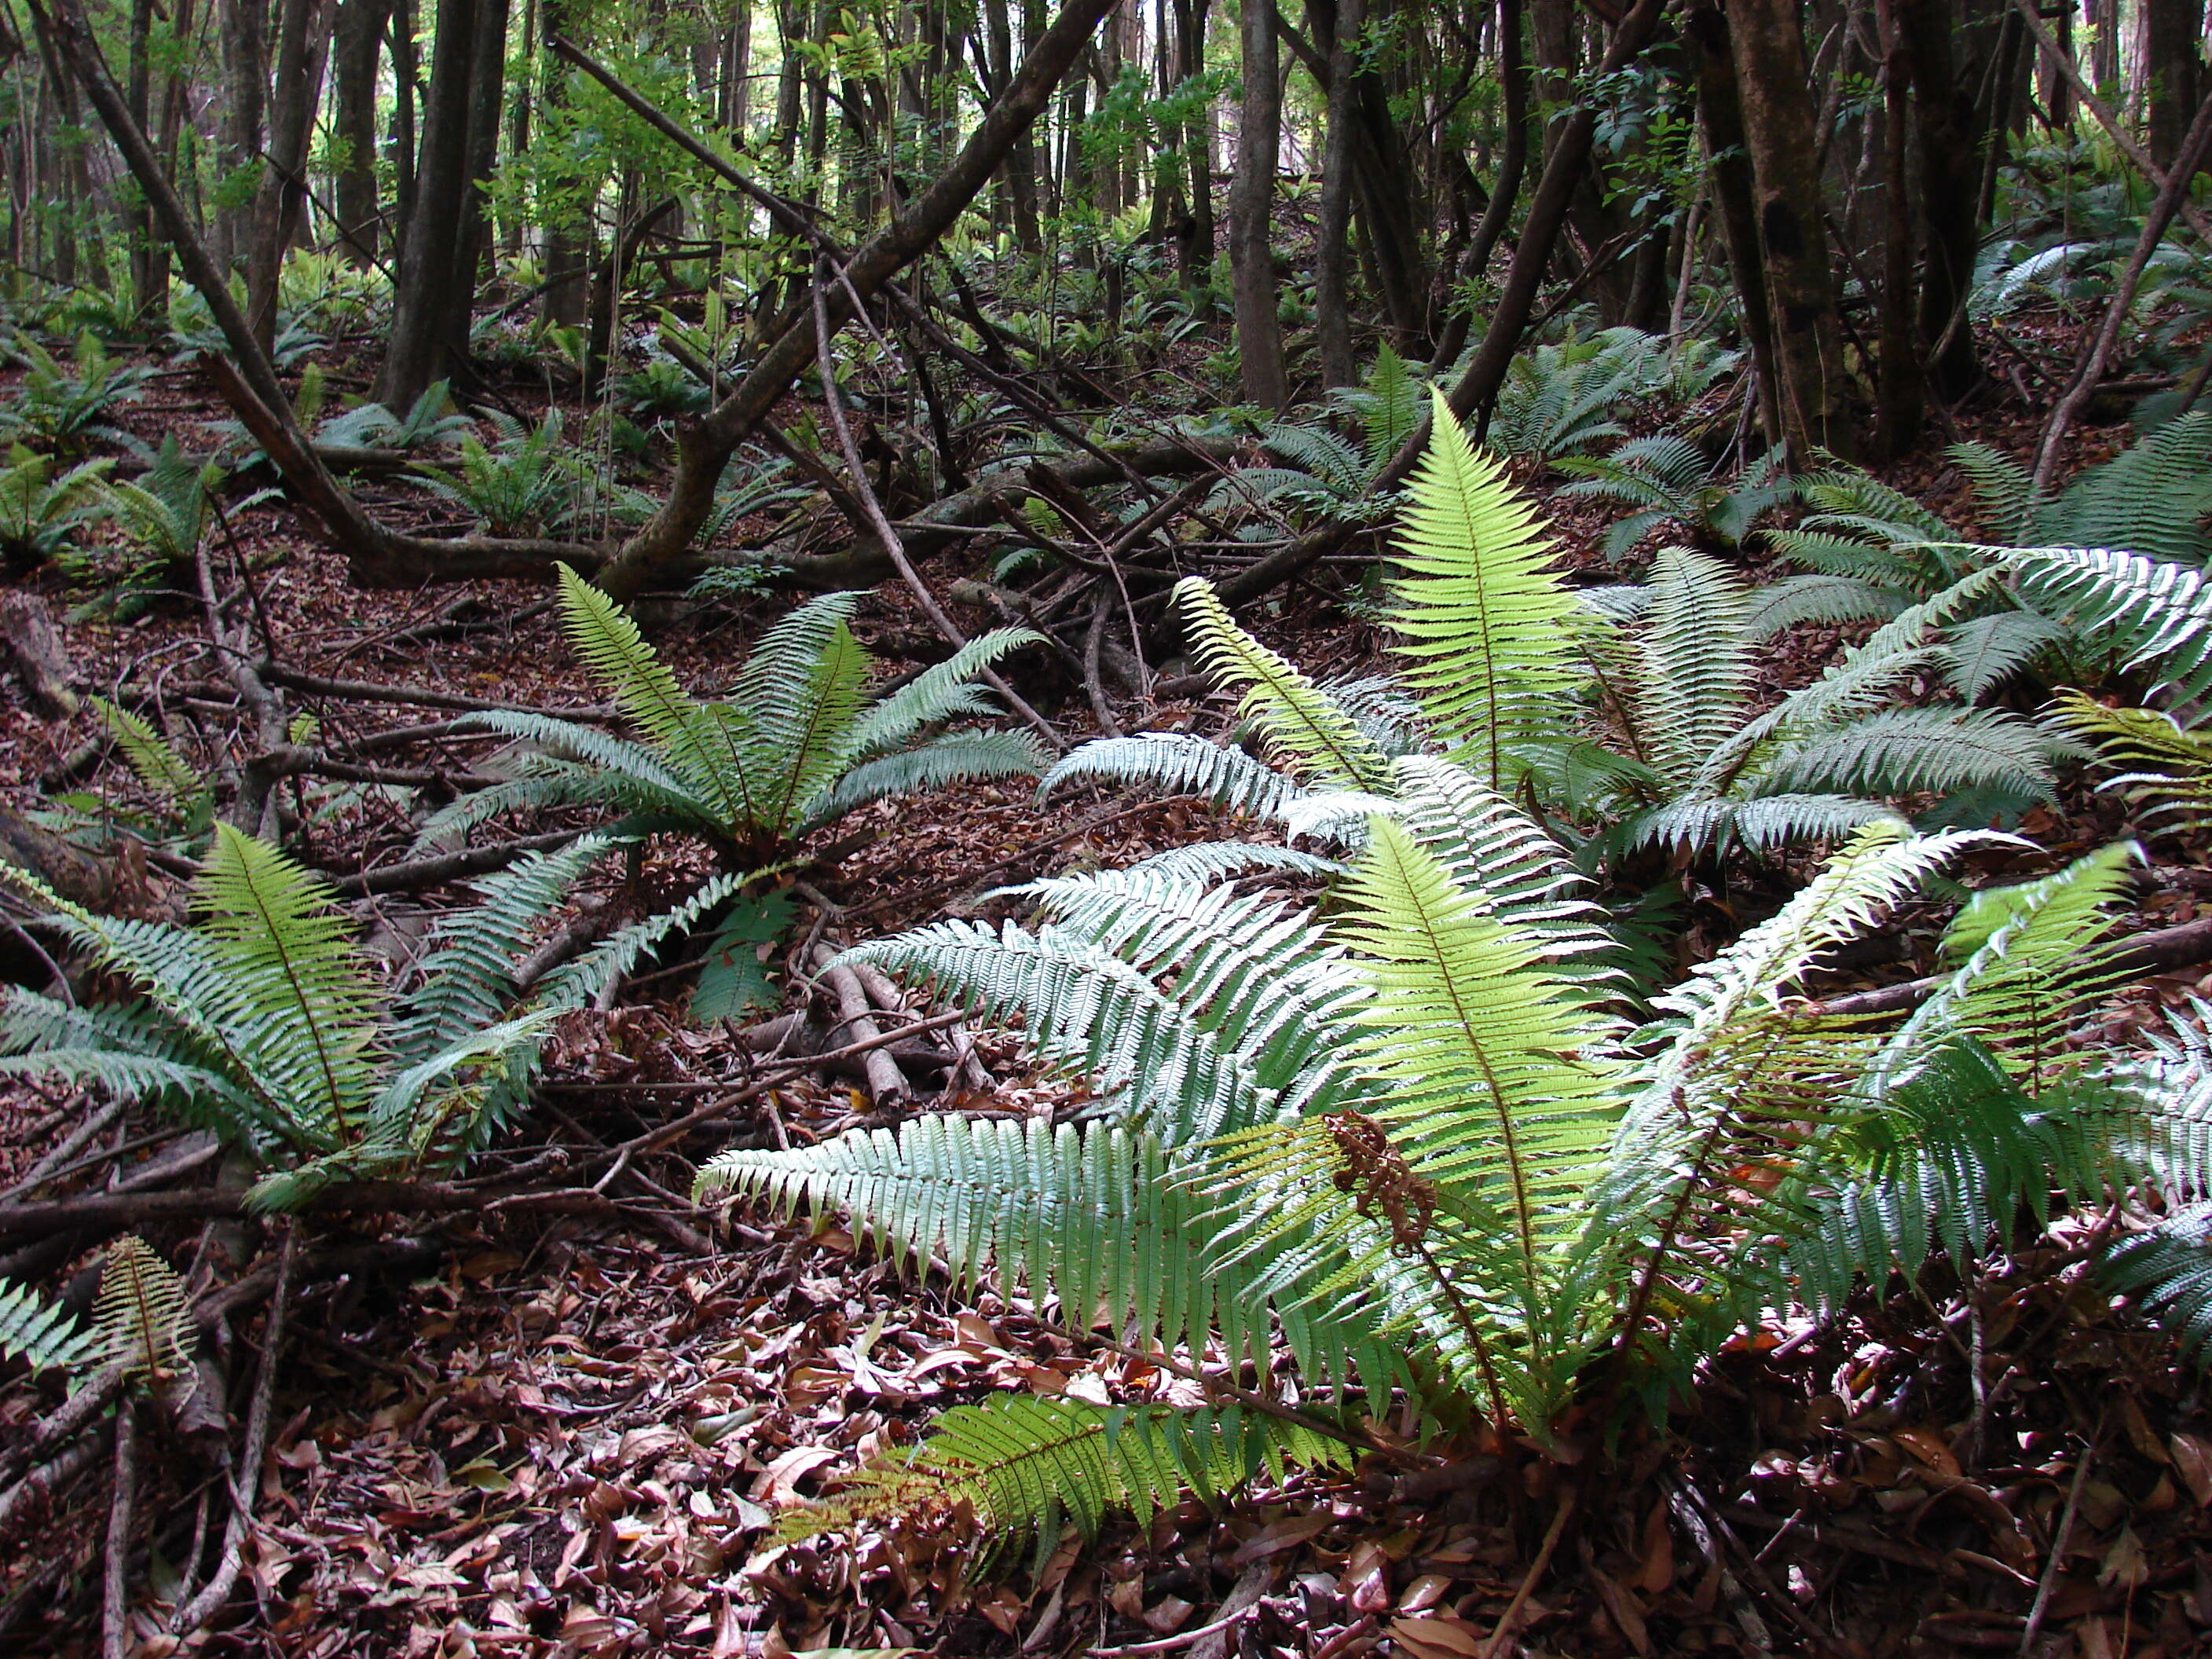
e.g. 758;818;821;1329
1897;0;1984;398
333;0;394;265
988;0;1044;250
444;0;510;350
248;0;321;353
1686;3;1782;440
1431;0;1526;369
1873;0;1923;457
1175;0;1215;284
1232;0;1288;409
379;0;483;407
390;0;418;231
124;0;158;313
2144;0;2204;169
1314;0;1361;386
1729;0;1857;458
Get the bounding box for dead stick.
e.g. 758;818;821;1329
1809;914;2212;1018
1480;1488;1577;1659
171;1229;296;1636
2032;89;2212;493
102;1398;136;1659
813;945;907;1108
808;266;1065;753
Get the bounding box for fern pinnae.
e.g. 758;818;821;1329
1389;388;1591;788
94;1236;189;1381
1174;577;1390;791
554;565;760;834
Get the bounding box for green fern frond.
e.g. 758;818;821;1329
1176;577;1390;792
1880;843;2138;1092
1635;547;1753;789
1123;842;1343;884
2103;1203;2212;1363
2051;690;2212;829
553;565;758;832
1950;442;2038;543
1943;610;2066;701
1390;390;1591;789
2044;412;2212;565
1335;819;1623;1270
787;1396;1339;1561
818;728;1048;821
848;626;1042;756
94;698;201;804
537;870;758;1011
189;824;380;1137
1743;575;1907;640
1753;705;2067;801
0;1276;101;1375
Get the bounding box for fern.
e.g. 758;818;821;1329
0;1276;101;1375
1389;389;1591;789
791;1397;1339;1565
0;826;605;1208
93;1236;189;1382
2003;546;2212;712
431;570;1046;862
0;445;111;567
2052;690;2212;829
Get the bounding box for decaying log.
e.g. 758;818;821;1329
0;593;78;719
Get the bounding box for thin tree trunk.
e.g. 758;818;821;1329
125;0;156;311
379;0;482;406
1431;0;1525;370
1873;0;1923;456
1232;0;1288;408
248;0;320;353
1685;2;1782;441
1730;0;1856;457
2143;0;2204;169
1898;0;1984;397
333;0;394;264
1314;0;1361;386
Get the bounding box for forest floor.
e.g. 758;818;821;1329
2;334;2211;1659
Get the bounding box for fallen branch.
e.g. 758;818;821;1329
1809;914;2212;1018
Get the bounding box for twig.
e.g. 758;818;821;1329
808;266;1066;754
103;1398;137;1659
1480;1488;1577;1659
172;1229;296;1636
2018;1413;2105;1656
1090;1603;1259;1657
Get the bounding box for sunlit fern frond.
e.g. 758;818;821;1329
93;1236;189;1382
698;1118;1394;1391
1175;577;1390;792
1877;842;2138;1093
851;919;1275;1144
1635;546;1753;789
1039;731;1309;820
784;1396;1342;1566
2050;690;2212;829
0;1275;100;1375
1388;390;1591;788
1383;756;1621;981
187;824;380;1139
998;864;1375;1124
1123;841;1343;885
2002;546;2212;711
1333;819;1624;1269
